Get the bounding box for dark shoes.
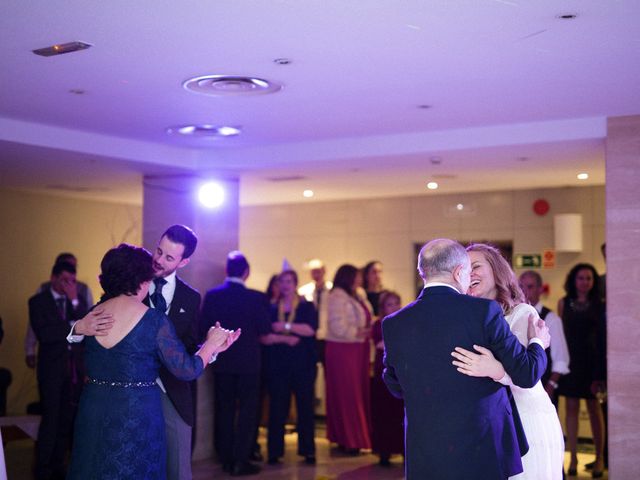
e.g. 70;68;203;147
267;457;280;465
230;461;261;476
585;460;606;478
379;454;391;467
304;455;316;465
250;450;263;462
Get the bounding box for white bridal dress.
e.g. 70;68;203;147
502;303;565;480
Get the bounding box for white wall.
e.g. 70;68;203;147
240;185;605;311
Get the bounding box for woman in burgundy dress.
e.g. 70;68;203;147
370;290;404;466
325;264;373;453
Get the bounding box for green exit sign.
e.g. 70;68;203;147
515;254;542;268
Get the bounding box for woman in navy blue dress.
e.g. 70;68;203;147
68;244;239;479
262;269;318;465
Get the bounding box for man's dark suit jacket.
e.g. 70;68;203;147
145;277;201;427
199;280;271;375
29;289;89;382
382;286;547;480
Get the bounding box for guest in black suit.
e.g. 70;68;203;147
147;224;202;480
382;239;549;480
29;261;90;480
200;251;271;476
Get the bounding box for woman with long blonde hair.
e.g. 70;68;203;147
452;244;564;480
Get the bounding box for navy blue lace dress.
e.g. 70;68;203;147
68;308;204;479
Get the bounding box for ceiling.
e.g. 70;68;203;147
1;1;638;206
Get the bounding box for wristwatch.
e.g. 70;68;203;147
547;379;559;389
284;323;292;334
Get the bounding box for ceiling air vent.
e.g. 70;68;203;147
266;175;306;182
183;75;282;97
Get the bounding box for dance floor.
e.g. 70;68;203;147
3;426;606;479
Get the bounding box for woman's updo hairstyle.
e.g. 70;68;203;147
99;243;155;301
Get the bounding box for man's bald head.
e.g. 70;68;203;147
418;239;471;292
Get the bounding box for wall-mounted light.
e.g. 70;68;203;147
198;182;225;208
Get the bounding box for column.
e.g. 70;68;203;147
143;174;240;460
606;115;640;477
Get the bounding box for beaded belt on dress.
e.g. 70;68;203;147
87;377;156;388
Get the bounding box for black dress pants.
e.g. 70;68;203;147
214;373;260;465
35;372;75;479
266;365;317;459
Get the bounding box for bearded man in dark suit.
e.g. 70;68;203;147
143;224;202;480
382;239;550;480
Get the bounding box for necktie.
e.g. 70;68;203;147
151;278;168;313
315;286;323;309
56;297;67;321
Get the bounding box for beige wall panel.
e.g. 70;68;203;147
0;188;141;415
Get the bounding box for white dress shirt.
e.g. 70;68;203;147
534;302;570;375
148;271;177;314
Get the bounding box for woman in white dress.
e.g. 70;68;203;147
452;244;564;480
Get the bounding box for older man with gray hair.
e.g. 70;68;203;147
382;238;550;480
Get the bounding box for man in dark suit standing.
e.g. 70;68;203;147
382;239;550;480
200;251;271;476
29;261;90;480
147;225;202;480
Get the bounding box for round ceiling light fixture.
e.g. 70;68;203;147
577;172;589;180
303;189;314;198
183;75;282;97
166;125;241;138
427;182;439;190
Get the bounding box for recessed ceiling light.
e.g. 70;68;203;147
517;156;530;162
303;189;314;198
33;41;92;57
427;182;439;190
183;75;282;97
166;125;241;138
456;203;464;211
406;24;421;30
430;156;442;165
557;13;577;20
273;58;292;65
417;105;432;109
432;174;457;179
68;89;86;95
577;173;589;180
